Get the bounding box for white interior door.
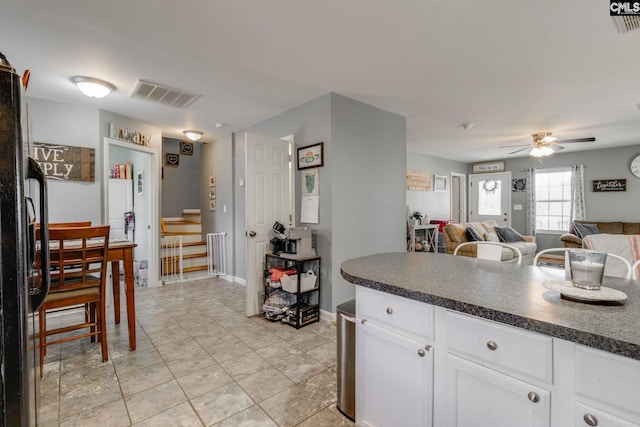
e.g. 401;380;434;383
245;133;292;317
108;179;133;239
469;172;511;226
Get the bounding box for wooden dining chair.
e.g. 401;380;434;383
453;241;522;264
49;221;92;228
35;225;110;377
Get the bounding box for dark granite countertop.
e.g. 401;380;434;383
341;252;640;360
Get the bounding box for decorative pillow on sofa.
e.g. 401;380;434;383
484;232;500;242
574;223;599;240
494;226;525;242
465;227;484;242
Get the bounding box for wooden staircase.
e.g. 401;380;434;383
161;209;208;281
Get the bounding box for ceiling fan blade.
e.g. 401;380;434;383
508;147;530;155
551;145;565;152
556;137;595;143
499;144;531;148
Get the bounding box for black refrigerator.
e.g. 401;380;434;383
0;52;50;426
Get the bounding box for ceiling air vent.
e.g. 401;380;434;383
612;16;640;33
130;79;201;108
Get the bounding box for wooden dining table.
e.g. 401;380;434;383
106;239;138;351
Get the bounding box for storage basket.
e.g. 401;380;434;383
281;270;317;293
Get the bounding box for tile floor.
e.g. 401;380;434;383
39;277;355;427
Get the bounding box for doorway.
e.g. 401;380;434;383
450;172;466;224
103;137;160;287
468;172;512;226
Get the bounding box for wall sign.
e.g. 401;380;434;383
165;153;180;167
32;142;95;182
472;160;506;174
180;141;194;155
592;179;626;192
406;169;432;191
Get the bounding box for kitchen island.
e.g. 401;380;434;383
341;252;640;427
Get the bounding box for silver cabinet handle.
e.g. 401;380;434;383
486;341;498;351
583;414;598;426
417;348;426;357
386;307;393;315
527;392;539;403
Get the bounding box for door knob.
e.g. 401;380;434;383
248;230;257;237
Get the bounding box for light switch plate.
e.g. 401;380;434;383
239;178;245;187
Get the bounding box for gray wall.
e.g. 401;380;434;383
407;151;468;221
330;94;406;309
501;144;640;250
200;133;236;277
161;137;201;218
27;98;102;224
245;94;333;302
247;93;406;311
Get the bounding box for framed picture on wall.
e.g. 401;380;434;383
165;153;179;167
297;142;324;169
434;175;447;192
136;171;144;195
180;141;194;155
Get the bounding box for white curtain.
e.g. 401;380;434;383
571;164;586;222
525;168;536;236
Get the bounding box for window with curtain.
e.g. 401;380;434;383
535;169;572;232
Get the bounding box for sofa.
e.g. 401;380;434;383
561;220;640;248
443;220;537;264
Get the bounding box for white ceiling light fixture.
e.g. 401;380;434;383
183;130;203;141
529;144;554;158
71;76;115;98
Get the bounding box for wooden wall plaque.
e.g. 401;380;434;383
32;142;95;182
406;169;432;191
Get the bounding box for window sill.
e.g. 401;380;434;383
535;230;568;235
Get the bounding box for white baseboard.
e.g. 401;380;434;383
320;308;337;324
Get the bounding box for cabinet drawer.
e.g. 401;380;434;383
445;310;553;384
575;403;639;427
575;345;640;420
356;287;434;340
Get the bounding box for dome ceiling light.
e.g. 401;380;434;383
183;130;203;141
71;76;116;98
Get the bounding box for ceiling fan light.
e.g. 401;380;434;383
71;76;115;98
183;130;203;141
529;146;554;157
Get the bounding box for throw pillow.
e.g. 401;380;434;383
574;223;600;240
494;226;525;243
484;232;500;242
465;227;484;242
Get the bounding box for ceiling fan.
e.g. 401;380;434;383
500;132;595;158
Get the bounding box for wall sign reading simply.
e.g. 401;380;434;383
32;142;95;181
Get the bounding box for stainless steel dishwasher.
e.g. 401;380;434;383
336;299;356;421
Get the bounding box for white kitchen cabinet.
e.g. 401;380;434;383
356;318;433;427
444;353;550;427
575;403;639;427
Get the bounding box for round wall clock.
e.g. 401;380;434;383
631;154;640;179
